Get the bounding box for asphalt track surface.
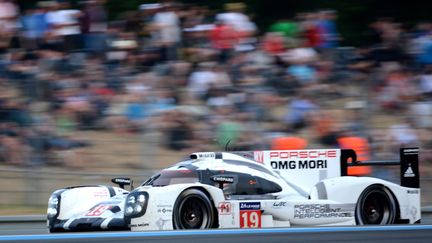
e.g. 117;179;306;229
1;214;432;235
0;225;432;243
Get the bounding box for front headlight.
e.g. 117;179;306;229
47;207;57;217
48;196;58;206
47;191;62;219
137;194;145;203
124;191;148;218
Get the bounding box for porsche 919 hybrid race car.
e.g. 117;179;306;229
47;148;421;232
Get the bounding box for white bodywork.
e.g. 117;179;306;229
129;150;421;231
47;186;129;231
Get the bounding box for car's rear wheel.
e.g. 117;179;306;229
355;185;397;225
173;189;215;229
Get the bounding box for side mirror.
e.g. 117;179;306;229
111;177;133;190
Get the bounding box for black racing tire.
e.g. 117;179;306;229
173;188;215;229
355;185;397;225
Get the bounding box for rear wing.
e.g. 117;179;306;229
231;147;419;190
341;147;420;189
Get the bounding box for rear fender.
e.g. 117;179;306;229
310;177;421;223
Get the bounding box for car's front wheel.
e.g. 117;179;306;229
355;185;397;225
173;189;215;229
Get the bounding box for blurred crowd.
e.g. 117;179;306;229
1;0;432;171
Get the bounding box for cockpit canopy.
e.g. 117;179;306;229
142;157;283;195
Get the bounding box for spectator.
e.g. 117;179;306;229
262;32;286;56
151;3;181;61
271;135;308;150
0;0;19;52
269;18;299;39
311;110;339;146
337;133;372;175
316;10;340;57
0;122;24;165
376;68;416;111
282;94;318;132
21;6;49;50
81;0;107;55
409;95;432;129
418;66;432;98
300;12;322;48
46;1;82;52
161;110;195;151
216;2;256;49
209;20;238;63
122;94;151;132
387;119;420;148
187;62;218;100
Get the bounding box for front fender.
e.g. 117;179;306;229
130;183;224;231
52;186;127;220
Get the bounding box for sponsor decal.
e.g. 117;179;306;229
157;208;173;213
269;150;337;159
240;202;261;210
112;178;131;184
157;204;172;208
407;189;419;194
93;190;109;198
239;202;261;228
270;160;327;170
157;204;173;214
211;176;234;183
254;151;264;163
294;204;352;219
197;153;215;158
218;202;232;215
404;164;415;177
131;223;149;227
86;205;112;216
273;202;287;207
403;148;419;154
158;208;172;213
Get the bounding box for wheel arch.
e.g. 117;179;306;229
187;186;219;220
381;184;403;224
362;183;401;216
174;186;220;228
355;183;399;225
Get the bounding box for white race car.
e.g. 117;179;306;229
47;148;421;232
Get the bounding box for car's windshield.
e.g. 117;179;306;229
142;170;198;186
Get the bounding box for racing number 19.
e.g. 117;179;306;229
240;210;261;228
86;205;111;216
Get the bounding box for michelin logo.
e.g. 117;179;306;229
240;202;260;210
